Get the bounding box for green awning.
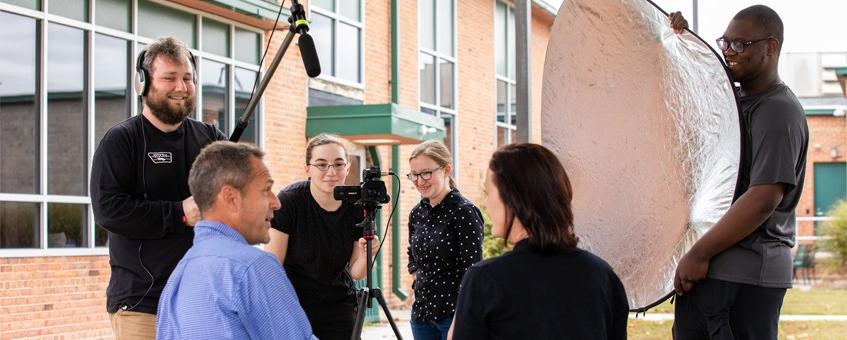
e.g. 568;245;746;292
306;103;445;145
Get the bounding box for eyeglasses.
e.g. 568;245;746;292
309;162;348;172
406;166;444;182
715;37;771;53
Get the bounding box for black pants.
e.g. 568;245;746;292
300;294;356;340
673;278;786;340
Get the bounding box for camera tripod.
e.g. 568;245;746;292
350;206;403;340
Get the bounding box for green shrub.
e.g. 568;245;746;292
822;200;847;269
480;209;511;259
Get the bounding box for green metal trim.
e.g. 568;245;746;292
834;67;847;77
805;108;836;116
306;103;446;141
391;145;407;300
203;0;289;21
367;145;384;321
391;0;399;104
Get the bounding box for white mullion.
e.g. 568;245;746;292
0;194;46;203
131;0;139;117
39;6;49;250
195;15;203;121
257;30;266;147
44;13;93;31
87;11;96;248
94;25;137;42
0;2;45;18
232;60;261;72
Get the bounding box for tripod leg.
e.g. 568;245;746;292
350;288;369;340
372;288;403;340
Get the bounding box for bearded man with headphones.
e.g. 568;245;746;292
91;36;226;339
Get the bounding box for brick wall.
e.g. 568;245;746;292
0;256;112;339
796;114;847;237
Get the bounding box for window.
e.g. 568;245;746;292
418;0;457;161
0;1;263;253
309;0;363;84
495;1;518;147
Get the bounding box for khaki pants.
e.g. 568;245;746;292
109;310;157;340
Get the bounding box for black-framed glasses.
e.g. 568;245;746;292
309;162;348;172
406;166;444;182
716;37;771;53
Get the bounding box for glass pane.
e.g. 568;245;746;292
202;59;228;134
337;23;359;83
339;0;360;21
234;67;259;145
436;0;453;56
234;28;259;64
0;0;39;10
496;80;507;123
497;126;508;147
49;0;88;22
509;83;517;125
138;0;196;48
420;107;436;116
95;34;130;144
507;7;516;79
0;12;39;194
419;53;435;104
495;2;507;77
96;0;131;32
418;0;434;50
203;18;230;57
443;115;454;159
95;223;108;247
312;0;333;11
0;202;39;248
48;23;87;196
439;59;453;109
48;203;87;248
310;13;333;77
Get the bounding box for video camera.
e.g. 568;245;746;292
333;166;390;208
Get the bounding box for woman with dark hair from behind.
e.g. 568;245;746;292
450;143;629;340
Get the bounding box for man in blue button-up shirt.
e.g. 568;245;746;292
157;141;315;340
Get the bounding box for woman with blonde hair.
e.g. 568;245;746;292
407;140;483;340
266;133;377;340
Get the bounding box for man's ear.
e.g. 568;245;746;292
219;185;242;211
766;38;780;56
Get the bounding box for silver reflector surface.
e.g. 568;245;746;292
541;0;740;310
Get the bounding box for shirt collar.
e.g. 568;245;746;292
194;220;248;245
421;188;462;208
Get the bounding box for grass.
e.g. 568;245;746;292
628;320;847;340
642;289;847;315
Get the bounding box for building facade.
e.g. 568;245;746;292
0;0;844;338
0;0;553;337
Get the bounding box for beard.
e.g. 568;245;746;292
144;91;195;125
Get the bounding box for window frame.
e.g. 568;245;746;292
417;0;459;178
0;0;264;257
309;0;365;88
494;0;518;146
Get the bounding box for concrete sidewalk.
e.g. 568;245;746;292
361;309;847;339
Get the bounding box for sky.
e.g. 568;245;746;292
549;0;847;53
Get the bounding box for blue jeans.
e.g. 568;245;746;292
410;313;453;340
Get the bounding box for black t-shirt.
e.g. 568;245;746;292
271;180;364;304
709;83;809;288
407;188;484;322
453;241;629;340
91;115;225;314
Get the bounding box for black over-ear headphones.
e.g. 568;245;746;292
134;49;198;97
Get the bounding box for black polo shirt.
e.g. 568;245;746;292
407;188;484;322
453;240;629;340
271;181;364;304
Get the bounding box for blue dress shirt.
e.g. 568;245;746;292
156;220;315;340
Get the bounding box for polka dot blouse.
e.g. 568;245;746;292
407;188;484;322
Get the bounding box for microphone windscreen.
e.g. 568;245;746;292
298;34;322;78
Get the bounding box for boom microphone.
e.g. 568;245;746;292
298;33;321;78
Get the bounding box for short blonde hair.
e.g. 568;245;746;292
305;133;348;164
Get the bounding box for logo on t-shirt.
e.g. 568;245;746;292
147;152;173;164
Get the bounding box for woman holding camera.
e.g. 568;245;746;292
407;140;484;340
450;143;628;339
266;133;377;340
